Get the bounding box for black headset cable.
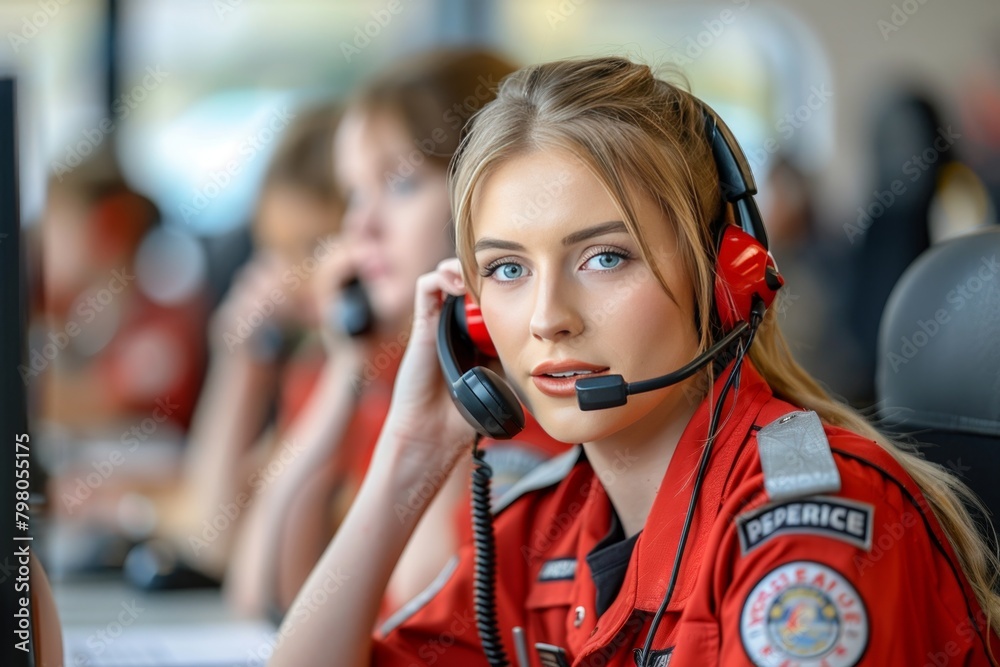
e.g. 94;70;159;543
637;301;764;666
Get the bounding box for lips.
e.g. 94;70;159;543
531;360;610;398
357;258;391;282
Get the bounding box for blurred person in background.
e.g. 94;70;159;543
37;147;206;434
130;102;348;586
37;147;209;572
933;57;999;242
845;88;956;408
958;46;1000;222
225;48;569;621
759;156;866;402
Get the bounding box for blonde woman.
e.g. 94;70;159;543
270;57;1000;666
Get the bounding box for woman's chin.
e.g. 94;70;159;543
369;289;413;332
532;407;624;446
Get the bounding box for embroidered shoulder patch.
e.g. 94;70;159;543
736;496;874;554
758;411;840;502
741;561;868;667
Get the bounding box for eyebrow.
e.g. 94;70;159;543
473;220;629;253
561;220;628;246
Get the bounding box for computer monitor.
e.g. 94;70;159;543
0;76;36;667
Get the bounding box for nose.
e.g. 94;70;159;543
529;271;584;342
344;194;383;241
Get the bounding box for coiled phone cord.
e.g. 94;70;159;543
470;437;510;667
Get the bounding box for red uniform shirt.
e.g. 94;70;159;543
372;361;1000;666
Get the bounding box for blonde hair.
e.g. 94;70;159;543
449;56;1000;640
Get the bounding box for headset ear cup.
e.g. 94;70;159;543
714;225;783;329
438;294;523;439
453;367;525;439
460;293;498;358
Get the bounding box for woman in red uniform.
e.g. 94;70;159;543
270;57;1000;666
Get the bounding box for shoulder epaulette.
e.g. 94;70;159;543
757;411;841;502
492;445;583;515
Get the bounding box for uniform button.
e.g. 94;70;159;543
574;606;586;627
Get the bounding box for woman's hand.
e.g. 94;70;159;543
209;253;298;356
267;260;479;667
310;237;381;361
375;258;479;479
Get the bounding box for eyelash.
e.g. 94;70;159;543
580;246;634;271
479;259;511;279
479;245;634;280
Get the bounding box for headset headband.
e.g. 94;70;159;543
701;105;770;250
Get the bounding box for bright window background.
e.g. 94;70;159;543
117;0;442;234
3;0;995;235
494;1;833;178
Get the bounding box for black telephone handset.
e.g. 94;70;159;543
436;294;524;440
336;277;374;337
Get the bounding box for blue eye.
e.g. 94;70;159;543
583;252;625;271
390;175;420;196
495;263;525;281
482;260;526;282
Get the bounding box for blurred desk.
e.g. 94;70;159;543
54;575;234;627
53;575;275;667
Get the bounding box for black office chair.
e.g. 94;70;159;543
876;225;1000;538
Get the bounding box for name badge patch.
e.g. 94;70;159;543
538;558;576;582
737;496;873;554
